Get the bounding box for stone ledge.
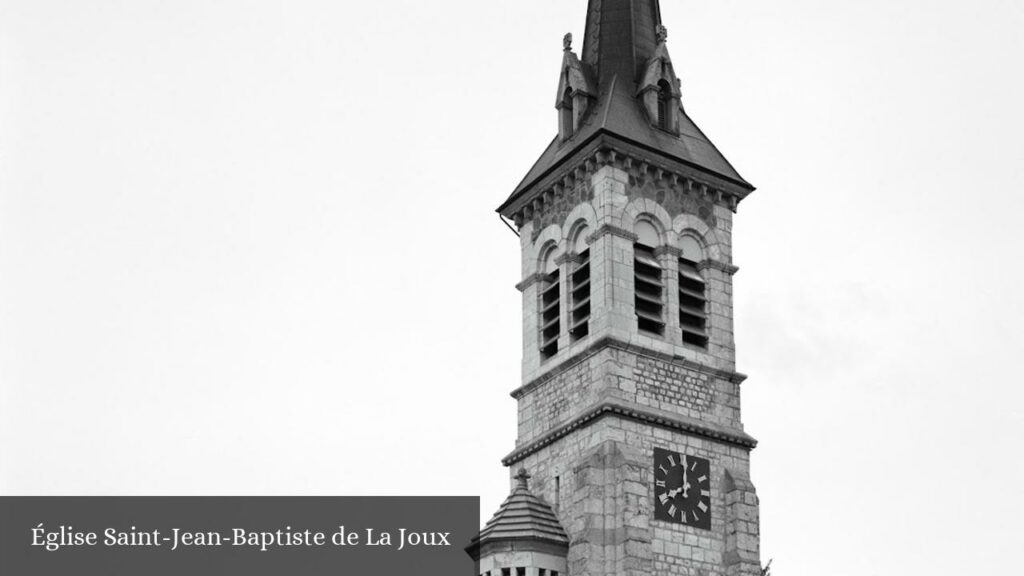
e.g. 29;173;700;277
587;223;638;243
554;251;586;266
502;399;758;466
699;259;740;275
655;245;684;259
516;273;546;292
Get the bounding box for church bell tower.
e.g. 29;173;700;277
470;2;763;575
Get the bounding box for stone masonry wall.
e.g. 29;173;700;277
510;165;759;575
516;347;742;446
515;417;759;576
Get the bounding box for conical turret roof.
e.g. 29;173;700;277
466;469;568;557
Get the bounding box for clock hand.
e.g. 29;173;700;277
667;484;683;499
681;460;690;499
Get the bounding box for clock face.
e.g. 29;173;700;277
653;447;711;529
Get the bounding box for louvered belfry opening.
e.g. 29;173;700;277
569;249;591;341
679;257;709;347
539;268;561;359
634;244;665;334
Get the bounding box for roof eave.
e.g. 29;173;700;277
497;129;755;218
465;535;570;561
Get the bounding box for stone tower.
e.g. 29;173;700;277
474;2;762;576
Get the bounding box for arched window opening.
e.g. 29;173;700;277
539;249;561;359
635;220;660;247
656;80;672;131
678;236;708;348
569;226;591;341
633;221;664;335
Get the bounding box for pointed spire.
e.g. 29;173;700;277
496;0;754;217
581;0;663;86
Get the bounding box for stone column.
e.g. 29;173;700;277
657;245;684;347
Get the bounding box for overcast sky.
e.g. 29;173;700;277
2;1;1022;574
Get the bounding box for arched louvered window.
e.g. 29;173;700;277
539;248;561;359
678;236;708;347
634;221;664;335
569;227;591;341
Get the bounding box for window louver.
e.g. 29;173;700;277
634;244;664;335
539;269;561;359
569;249;591;340
679;257;708;347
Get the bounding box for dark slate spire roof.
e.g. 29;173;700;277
466;469;568;556
581;0;663;85
498;0;752;215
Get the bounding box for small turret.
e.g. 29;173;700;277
466;469;568;576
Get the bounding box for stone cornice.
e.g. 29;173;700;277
511;334;747;400
655;245;683;259
554;252;583;266
505;138;750;228
587;223;637;243
699;259;740;275
517;251;591;290
515;273;545;293
501;399;758;466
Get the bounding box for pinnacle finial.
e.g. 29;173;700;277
515;468;531;489
656;24;668;44
563;32;573;52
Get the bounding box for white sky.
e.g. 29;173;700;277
2;1;1022;574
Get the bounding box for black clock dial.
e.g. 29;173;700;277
653;447;711;529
